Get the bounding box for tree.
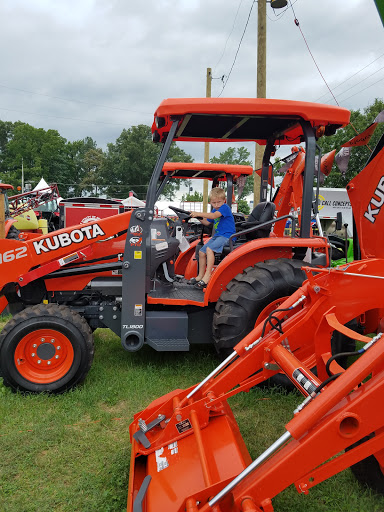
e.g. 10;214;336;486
0;122;69;193
181;191;203;202
317;98;384;188
0;120;15;176
66;137;105;197
210;146;254;199
237;198;250;215
101;125;193;200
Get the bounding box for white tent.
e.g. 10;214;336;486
33;177;50;191
122;196;145;207
155;201;181;216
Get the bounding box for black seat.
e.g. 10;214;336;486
217;202;276;260
241;201;276;240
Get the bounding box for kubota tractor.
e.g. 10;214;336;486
127;130;384;512
0;98;351;393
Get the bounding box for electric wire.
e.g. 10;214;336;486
0;82;152;115
218;0;256;97
338;75;384;104
319;65;384;103
288;1;367;141
0;105;133;127
214;0;245;70
289;1;340;107
315;52;384;102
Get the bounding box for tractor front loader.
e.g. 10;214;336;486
127;130;384;510
128;259;384;512
0;98;352;393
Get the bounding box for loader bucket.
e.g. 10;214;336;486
127;394;251;512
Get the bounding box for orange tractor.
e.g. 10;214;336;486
0;98;351;393
127;130;384;511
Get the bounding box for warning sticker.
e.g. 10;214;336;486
155;441;179;472
175;419;192;434
134;304;143;316
134;251;142;259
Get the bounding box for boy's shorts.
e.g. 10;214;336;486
200;235;230;254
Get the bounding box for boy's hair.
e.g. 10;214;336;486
209;187;226;201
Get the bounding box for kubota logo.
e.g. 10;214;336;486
33;224;105;255
364;177;384;224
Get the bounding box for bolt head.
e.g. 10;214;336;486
31;353;35;357
57;346;61;350
41;338;45;342
47;361;51;365
55;355;59;359
33;344;37;348
37;360;41;364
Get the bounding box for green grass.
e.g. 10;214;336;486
1;323;384;512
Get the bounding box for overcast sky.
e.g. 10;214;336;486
0;0;383;164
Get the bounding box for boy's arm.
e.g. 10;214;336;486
190;211;222;220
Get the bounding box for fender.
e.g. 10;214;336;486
203;236;329;304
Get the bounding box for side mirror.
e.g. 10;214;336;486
335;212;343;231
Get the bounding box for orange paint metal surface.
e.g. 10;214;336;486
128;258;384;511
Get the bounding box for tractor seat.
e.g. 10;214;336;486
240;201;276;240
217;202;276;261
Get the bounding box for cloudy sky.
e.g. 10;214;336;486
0;0;383;163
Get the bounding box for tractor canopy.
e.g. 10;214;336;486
161;162;253;180
152;98;351;144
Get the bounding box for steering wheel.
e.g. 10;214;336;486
168;206;192;221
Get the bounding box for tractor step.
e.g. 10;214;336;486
148;281;205;306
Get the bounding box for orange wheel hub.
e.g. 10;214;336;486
14;329;74;384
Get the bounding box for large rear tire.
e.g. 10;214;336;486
213;258;357;390
6;225;20;240
213;258;307;355
0;304;94;393
347;434;384;495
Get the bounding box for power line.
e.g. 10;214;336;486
218;0;256;97
315;52;384;102
331;65;384;101
289;1;340;107
0;82;152;115
0;105;130;127
338;74;384;104
215;0;245;70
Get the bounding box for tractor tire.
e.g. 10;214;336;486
213;258;357;390
347;434;384;495
0;304;94;393
213;258;307;356
6;225;20;240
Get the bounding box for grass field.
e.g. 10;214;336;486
1;320;384;512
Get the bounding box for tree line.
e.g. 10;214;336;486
0;98;382;204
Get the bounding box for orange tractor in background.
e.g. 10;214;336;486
0;98;352;393
127;130;384;511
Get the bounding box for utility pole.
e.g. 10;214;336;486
253;0;287;206
21;158;24;193
253;0;267;208
203;67;212;212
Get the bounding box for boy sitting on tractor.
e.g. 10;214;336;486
189;187;235;289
